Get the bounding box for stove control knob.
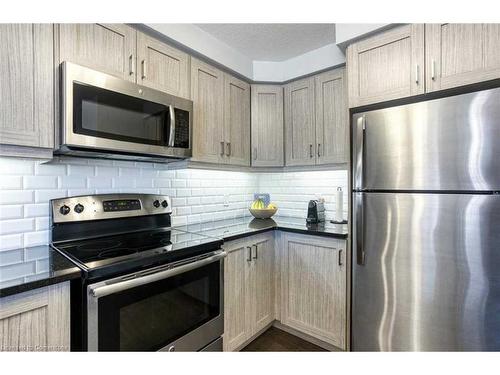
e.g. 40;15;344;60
153;200;160;208
161;200;168;208
74;204;84;214
59;205;70;215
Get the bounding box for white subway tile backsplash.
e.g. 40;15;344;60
0;157;347;255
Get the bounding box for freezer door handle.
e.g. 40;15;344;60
354;115;365;190
355;192;365;265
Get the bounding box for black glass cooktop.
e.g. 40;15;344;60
52;228;222;278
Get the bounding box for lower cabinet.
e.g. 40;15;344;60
280;233;347;349
0;282;70;351
222;233;274;351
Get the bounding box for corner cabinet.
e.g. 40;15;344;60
136;31;190;98
222;74;251;166
0;283;70;351
280;233;347;350
284;77;316;166
425;23;500;92
191;58;225;163
223;233;275;351
250;85;284;167
0;24;54;154
347;24;425;108
57;23;137;82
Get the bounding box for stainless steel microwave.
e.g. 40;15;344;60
56;62;193;162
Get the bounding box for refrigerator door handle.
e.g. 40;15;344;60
354;115;365;190
355;192;365;265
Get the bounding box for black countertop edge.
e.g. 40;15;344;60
0;248;81;299
220;225;348;242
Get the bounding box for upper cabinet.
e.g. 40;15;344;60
251;85;284;167
57;24;137;82
283;67;348;166
136;32;190;98
223;74;251;166
315;69;348;165
426;24;500;92
347;24;425;108
284;77;316;166
191;58;225;164
0;24;54;152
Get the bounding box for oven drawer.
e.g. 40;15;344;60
87;250;226;351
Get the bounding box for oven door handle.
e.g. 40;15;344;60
89;251;227;299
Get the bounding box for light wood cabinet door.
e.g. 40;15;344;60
250;235;275;334
315;68;348;165
250;85;284;167
223;74;250;166
223;241;252;352
57;23;136;81
137;32;190;98
281;233;346;349
0;282;70;351
426;23;500;92
0;24;54;150
191;58;224;163
284;77;316;166
347;24;424;108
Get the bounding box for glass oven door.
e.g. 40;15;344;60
87;251;226;352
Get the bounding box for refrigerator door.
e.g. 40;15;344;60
352;192;500;351
353;87;500;191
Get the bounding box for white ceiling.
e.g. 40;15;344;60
195;23;336;62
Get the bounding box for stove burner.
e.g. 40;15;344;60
77;240;122;252
98;248;137;259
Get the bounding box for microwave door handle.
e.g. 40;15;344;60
90;251;227;298
168;105;176;147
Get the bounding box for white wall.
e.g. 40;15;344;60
145;23;254;78
253;43;345;82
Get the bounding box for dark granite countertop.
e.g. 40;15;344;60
175;215;348;242
0;245;81;298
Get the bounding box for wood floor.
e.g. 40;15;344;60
241;327;327;351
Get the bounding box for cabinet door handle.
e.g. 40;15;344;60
309;144;313;158
226;142;231;157
220;141;225;156
415;64;419;85
252;244;258;260
431;59;436;81
128;54;134;76
141;59;147;79
247;246;252;262
338;249;343;266
317;143;321;157
253;147;257;160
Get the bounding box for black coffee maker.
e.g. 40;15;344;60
306;200;325;224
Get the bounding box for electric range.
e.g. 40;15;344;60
50;193;225;352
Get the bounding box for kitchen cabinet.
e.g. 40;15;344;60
222;74;251;166
250;85;284;167
284;77;316;166
191;58;225;163
425;23;500;92
223;233;274;351
347;24;424;108
280;233;346;349
137;31;190;98
315;69;348;164
0;24;54;154
0;283;70;351
57;23;137;82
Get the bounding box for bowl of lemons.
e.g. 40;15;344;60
249;199;278;219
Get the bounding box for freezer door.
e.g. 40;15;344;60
353;87;500;191
352;192;500;351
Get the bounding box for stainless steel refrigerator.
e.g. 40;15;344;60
352;87;500;351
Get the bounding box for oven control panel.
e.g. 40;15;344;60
51;194;172;223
